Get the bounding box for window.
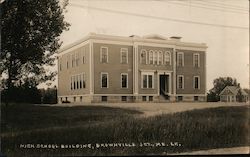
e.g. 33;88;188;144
177;96;183;101
154;51;158;64
71;77;73;90
149;96;153;101
140;49;147;64
142;96;147;101
70;73;86;90
74;97;76;102
71;53;76;67
101;47;108;63
102;96;107;102
67;55;70;69
82;47;85;64
73;76;76;89
149;50;153;64
158;51;163;65
101;72;108;88
76;75;79;89
194;76;200;89
142;73;154;89
59;58;62;71
177;75;184;89
194;96;199;101
193;53;200;67
177;52;184;67
164;51;171;65
80;96;83;102
76;51;80;66
120;48;128;63
121;73;128;88
121;96;127;102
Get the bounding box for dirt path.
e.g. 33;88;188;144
53;102;249;117
169;146;249;155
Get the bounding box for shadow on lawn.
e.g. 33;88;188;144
1;104;249;156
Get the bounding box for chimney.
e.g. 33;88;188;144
170;36;182;41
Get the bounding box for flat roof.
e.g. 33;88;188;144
58;33;207;53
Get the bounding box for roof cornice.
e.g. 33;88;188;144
58;33;207;53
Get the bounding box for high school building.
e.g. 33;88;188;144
57;33;207;103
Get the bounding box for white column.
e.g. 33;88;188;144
134;44;139;95
173;47;176;95
89;40;94;95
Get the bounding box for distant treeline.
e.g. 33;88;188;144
1;86;57;104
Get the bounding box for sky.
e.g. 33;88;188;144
46;0;249;91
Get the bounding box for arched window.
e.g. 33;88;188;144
154;51;158;65
164;51;171;65
140;49;147;64
158;51;163;65
149;50;154;64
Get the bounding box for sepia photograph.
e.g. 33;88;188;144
0;0;249;156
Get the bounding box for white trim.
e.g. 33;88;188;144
158;51;163;65
164;51;171;65
140;69;156;72
149;50;154;64
177;75;184;89
136;42;175;48
120;48;128;64
101;72;109;88
58;34;207;55
82;47;86;64
176;46;207;52
177;52;184;67
193;53;200;67
92;39;133;46
58;41;90;56
100;46;108;63
173;47;176;95
141;72;154;89
157;71;172;95
70;73;86;91
193;75;200;89
121;73;128;88
134;44;139;94
89;40;93;94
153;51;158;65
140;49;147;64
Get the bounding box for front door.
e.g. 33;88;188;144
160;75;169;95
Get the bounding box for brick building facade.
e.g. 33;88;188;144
57;33;207;103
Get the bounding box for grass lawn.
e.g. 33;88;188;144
1;103;249;156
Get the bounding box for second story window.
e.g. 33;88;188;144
71;53;75;67
120;48;128;64
193;53;200;67
177;75;184;89
100;47;108;63
76;51;80;66
154;51;158;65
121;73;128;88
82;47;85;64
101;72;108;88
177;52;184;67
149;50;153;64
67;55;70;69
158;51;163;65
59;57;62;71
140;49;147;64
164;51;171;65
